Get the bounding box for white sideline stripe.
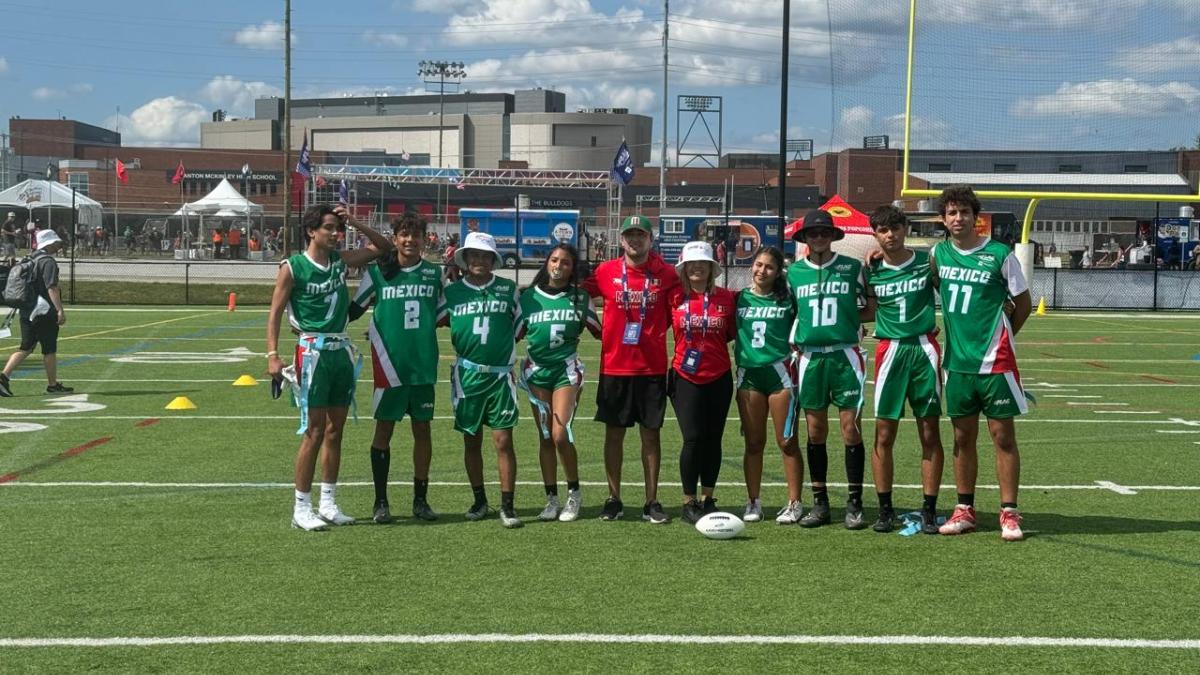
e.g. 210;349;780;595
1068;401;1125;406
1048;395;1099;398
2;415;1195;425
4;480;1200;492
1157;430;1200;434
1094;410;1160;415
0;632;1197;650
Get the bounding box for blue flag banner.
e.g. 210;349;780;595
296;132;312;178
611;141;634;185
338;180;349;204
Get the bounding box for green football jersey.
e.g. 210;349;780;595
865;249;936;340
932;238;1029;374
353;259;442;387
787;253;865;347
438;275;521;367
285;251;349;334
516;286;600;366
734;288;795;367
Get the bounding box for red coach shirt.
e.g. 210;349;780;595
583;253;680;376
669;285;736;384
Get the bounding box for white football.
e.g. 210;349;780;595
695;512;746;540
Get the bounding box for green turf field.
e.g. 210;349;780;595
1;307;1198;671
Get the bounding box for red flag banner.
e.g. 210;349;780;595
115;159;129;185
172;161;186;185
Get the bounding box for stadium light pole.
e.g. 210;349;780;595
776;0;790;249
419;60;467;225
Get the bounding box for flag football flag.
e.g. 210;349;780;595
610;141;634;185
296;132;312;178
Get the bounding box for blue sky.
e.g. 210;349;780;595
1;0;1197;158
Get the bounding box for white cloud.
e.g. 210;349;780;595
31;83;92;100
105;96;208;146
409;0;484;13
232;21;293;50
1114;37;1200;74
830;105;951;151
1012;79;1200;117
200;75;281;117
0;57;8;75
362;30;409;48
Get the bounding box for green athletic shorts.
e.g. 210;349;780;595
944;370;1028;419
796;347;865;411
521;355;585;392
372;384;435;422
873;334;942;420
297;344;356;409
735;360;794;395
451;365;520;435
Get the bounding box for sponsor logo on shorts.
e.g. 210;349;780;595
842;389;860;397
421;402;434;409
993;398;1012;405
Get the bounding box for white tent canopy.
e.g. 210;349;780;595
173;179;262;216
0;179;104;226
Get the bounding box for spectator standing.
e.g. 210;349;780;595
1;212;16;259
0;229;72;397
227;227;243;260
212;228;224;259
1080;246;1093;269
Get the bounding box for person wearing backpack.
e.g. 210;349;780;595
0;229;71;397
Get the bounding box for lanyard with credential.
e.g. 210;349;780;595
683;290;710;345
621;258;651;325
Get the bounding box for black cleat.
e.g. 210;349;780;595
412;498;438;521
372;501;394;524
921;509;940;535
0;372;11;397
872;508;896;533
799;500;831;528
701;496;719;515
844;500;867;530
680;499;705;524
643;500;670;524
46;382;74;394
599;497;624;521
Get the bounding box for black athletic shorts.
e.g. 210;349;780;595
19;313;58;354
594;373;667;429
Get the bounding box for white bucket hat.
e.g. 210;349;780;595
36;228;63;249
675;240;721;279
454;231;501;268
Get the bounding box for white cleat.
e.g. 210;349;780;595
743;499;764;523
1000;507;1025;542
558;489;582;522
775;500;804;525
538;494;562;521
292;509;329;531
317;505;356;526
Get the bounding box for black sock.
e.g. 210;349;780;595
957;492;975;507
813;488;829;505
414;478;429;501
501;490;515;510
845;443;865;503
877;491;893;511
923;494;938;513
1000;501;1018;510
544;483;558;496
370;447;390;504
806;442;828;485
567;480;580;492
472;485;487;507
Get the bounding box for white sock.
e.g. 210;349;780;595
294;490;311;512
319;482;336;510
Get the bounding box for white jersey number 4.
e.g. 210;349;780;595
473;316;490;344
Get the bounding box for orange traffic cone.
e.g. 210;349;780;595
227;292;237;312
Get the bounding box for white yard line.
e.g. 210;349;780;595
1;415;1194;425
1068;402;1126;406
4;480;1200;492
1094;410;1161;415
0;632;1196;650
1047;395;1098;398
